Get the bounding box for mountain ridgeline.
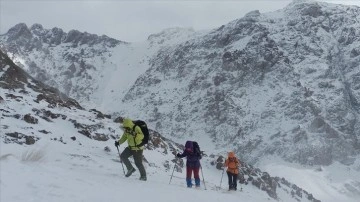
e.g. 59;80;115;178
0;0;359;168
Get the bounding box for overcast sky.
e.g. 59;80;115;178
1;0;360;42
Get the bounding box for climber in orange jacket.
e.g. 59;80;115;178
224;151;241;191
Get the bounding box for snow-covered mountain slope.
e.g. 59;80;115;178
0;23;124;104
119;0;360;166
1;0;360;200
1;50;324;202
0;23;200;110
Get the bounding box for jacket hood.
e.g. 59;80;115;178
185;141;193;149
228;151;235;158
122;118;134;128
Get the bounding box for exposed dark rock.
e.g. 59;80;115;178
23;114;38;124
35;92;83;110
63;29;122;47
6;94;23;100
38;130;51;134
114;116;124;123
93;133;109;141
39;115;52;122
32;108;67;120
0;51;29;89
5;132;21;138
89;109;111;119
301;4;323;18
350;47;360;58
78;130;91;138
2;113;21;119
5;132;39;145
59;137;66;144
25;136;36;145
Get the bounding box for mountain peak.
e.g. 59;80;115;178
62;29;122;46
6;23;32;41
30;23;43;31
283;0;328;18
244;10;261;18
147;27;196;46
30;23;47;36
3;23;124;48
148;27;195;40
290;0;316;5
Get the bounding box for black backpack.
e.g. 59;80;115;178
192;141;202;159
132;120;150;147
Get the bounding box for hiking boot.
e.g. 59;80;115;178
139;176;147;181
125;168;136;177
195;178;200;187
186;179;192;188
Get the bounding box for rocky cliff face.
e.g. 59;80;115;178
0;23;125;102
119;1;360;166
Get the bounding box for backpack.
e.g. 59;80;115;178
132;120;150;147
193;141;201;157
185;141;201;158
227;157;239;169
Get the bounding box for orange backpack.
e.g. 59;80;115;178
227;157;238;169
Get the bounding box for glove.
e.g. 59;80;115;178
176;153;181;158
114;141;119;147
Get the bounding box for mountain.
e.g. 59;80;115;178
0;23;197;108
0;49;324;202
0;23;127;104
1;0;360;201
1;1;358;167
120;0;360;167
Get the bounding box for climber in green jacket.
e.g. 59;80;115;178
115;118;146;181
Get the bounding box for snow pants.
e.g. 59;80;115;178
186;166;200;187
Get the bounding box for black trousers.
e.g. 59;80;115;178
227;171;238;189
120;147;146;177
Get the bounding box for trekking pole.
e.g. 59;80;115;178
238;167;243;191
200;165;207;190
116;145;125;175
169;164;176;184
219;167;225;190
